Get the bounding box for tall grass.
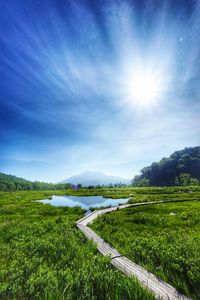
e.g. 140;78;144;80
0;190;155;300
91;198;200;300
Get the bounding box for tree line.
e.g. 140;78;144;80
0;172;69;191
132;146;200;186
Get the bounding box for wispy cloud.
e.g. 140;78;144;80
0;0;199;181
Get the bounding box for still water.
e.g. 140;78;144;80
36;195;128;211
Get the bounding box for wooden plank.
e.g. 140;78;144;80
76;201;191;300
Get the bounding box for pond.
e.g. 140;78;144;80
36;195;128;213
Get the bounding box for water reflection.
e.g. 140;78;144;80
36;195;128;211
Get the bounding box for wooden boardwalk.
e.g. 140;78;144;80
76;201;191;300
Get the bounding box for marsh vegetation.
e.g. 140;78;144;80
0;190;155;300
91;191;200;299
1;187;200;299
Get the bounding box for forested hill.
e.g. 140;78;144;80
0;172;65;191
133;146;200;186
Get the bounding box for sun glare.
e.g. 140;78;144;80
130;73;161;104
122;65;165;110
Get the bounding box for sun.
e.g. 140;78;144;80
130;73;161;104
122;66;165;110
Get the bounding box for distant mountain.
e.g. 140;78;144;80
133;146;200;186
60;171;130;186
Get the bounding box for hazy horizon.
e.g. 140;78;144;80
0;0;200;182
2;146;199;184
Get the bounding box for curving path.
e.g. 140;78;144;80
76;200;191;300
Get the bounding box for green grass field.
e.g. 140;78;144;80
91;194;200;299
0;190;155;300
1;187;200;299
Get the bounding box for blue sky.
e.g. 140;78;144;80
0;0;199;182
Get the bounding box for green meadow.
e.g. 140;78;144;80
1;187;200;299
91;188;200;299
0;190;155;300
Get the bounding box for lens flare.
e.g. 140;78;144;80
122;65;166;110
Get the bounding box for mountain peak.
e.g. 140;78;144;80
60;170;130;186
